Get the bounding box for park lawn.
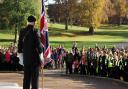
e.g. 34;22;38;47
0;30;15;46
49;23;128;50
0;24;128;50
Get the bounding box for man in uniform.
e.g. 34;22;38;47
18;15;43;89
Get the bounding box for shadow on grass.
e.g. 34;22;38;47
99;25;128;30
49;27;91;37
95;31;128;38
49;26;128;38
0;39;14;42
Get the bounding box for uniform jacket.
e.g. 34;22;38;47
18;25;43;66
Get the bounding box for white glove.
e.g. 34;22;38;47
40;52;44;66
17;53;24;66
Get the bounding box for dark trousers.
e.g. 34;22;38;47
80;65;86;75
112;66;120;79
123;67;128;82
101;68;107;77
90;66;94;75
23;65;39;89
54;60;58;69
66;62;72;74
108;67;113;78
74;68;79;74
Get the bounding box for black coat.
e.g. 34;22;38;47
18;25;43;66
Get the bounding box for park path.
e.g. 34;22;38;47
116;40;128;48
0;70;128;89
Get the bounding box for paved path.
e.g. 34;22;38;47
0;70;128;89
116;40;128;48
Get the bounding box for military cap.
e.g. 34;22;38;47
27;15;36;22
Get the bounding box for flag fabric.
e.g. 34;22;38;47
40;0;51;65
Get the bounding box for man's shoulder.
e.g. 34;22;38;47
33;28;40;37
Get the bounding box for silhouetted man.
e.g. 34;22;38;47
18;15;43;89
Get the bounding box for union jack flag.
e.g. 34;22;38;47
40;0;51;65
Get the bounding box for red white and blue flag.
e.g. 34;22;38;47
40;0;51;65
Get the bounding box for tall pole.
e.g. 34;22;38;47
42;0;44;88
42;66;44;89
41;0;48;88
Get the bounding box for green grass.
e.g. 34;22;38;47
49;23;128;50
0;24;128;50
50;41;120;50
0;30;15;46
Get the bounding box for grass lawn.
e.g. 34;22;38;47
49;24;128;50
0;24;128;50
0;30;15;46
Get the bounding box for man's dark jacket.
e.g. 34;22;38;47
18;25;43;66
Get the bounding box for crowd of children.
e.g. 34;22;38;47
0;42;128;82
50;42;128;82
0;44;23;71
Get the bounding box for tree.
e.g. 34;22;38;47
108;0;127;25
54;0;78;30
0;0;11;29
0;0;41;43
77;0;106;34
0;0;4;3
103;0;115;24
116;0;127;25
0;0;41;29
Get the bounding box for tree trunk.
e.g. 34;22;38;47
118;17;122;26
65;0;68;30
89;26;94;35
65;18;68;30
119;17;122;26
14;24;18;43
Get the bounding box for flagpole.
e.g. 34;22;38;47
41;0;50;88
41;66;44;89
41;0;44;88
